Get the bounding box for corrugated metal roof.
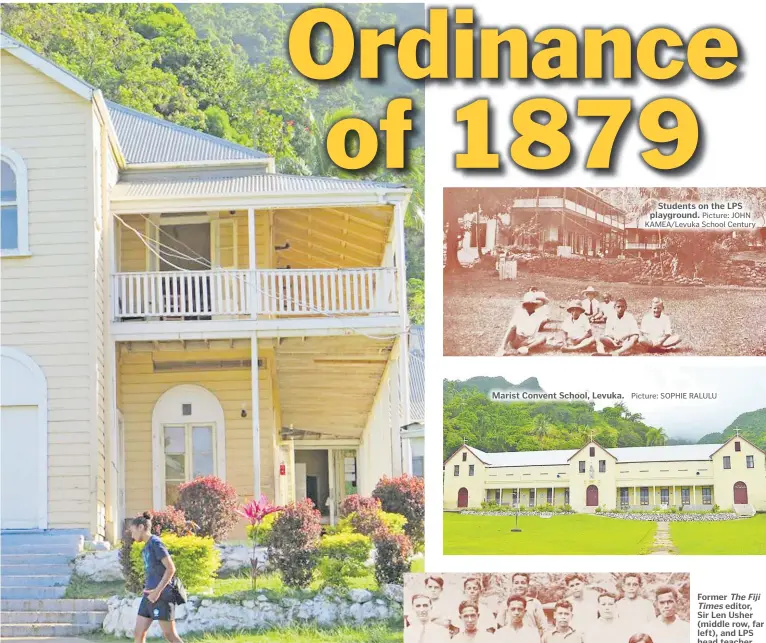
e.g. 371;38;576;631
112;171;405;200
607;444;720;463
476;443;720;467
480;449;577;467
106;101;270;165
409;325;425;422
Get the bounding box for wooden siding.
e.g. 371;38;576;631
1;52;96;530
117;346;277;517
117;211;272;273
275;335;394;437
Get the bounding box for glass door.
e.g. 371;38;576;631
163;423;215;505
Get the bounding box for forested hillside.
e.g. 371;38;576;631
445;376;543;396
699;408;766;450
0;3;425;321
443;382;669;460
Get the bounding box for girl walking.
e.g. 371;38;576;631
129;512;184;643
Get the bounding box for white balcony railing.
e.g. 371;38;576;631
625;242;662;250
112;268;398;320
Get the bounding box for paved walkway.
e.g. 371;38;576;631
649;521;676;554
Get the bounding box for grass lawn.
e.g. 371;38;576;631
89;624;401;643
670;514;766;555
444;513;657;555
443;272;766;356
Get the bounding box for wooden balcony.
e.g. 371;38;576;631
625;242;662;250
112;268;399;321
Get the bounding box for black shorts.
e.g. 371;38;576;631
138;595;175;621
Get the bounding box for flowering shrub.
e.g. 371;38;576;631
317;532;372;588
267;499;322;589
339;494;381;518
373;475;425;545
372;528;412;586
239;495;282;590
337;505;407;538
130;533;220;592
176;476;240;541
246;512;279;546
150;506;196;536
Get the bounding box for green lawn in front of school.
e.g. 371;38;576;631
669;514;766;555
444;513;657;555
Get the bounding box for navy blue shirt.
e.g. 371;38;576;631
141;535;170;590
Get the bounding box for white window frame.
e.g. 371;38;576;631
151;384;226;509
163;422;217;504
1;146;30;256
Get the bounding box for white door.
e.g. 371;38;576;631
295;463;307;501
1;406;41;529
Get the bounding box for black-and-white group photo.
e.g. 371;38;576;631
443;187;766;356
404;572;690;643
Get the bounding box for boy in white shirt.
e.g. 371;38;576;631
600;292;615;320
405;594;451;643
640;298;681;352
647;586;690;643
616;574;656;629
501;292;547;355
453;601;497;642
560;301;595;352
596;298;640;356
581;286;603;321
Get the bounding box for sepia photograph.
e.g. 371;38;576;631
404;572;691;643
443;187;766;356
442;361;766;556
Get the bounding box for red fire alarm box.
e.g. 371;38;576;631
279;463;286;475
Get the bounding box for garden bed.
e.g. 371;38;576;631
594;511;743;522
460;510;575;517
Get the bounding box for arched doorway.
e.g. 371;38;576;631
586;485;599;507
457;487;469;508
1;348;48;529
152;384;226;509
733;481;749;504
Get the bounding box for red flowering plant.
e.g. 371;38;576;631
238;495;282;590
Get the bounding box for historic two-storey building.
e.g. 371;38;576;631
1;34;412;542
444;437;765;514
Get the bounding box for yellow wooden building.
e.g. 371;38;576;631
1;34;413;542
444;436;766;514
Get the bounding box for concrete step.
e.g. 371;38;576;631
1;623;101;638
1;564;72;577
1;575;71;587
0;532;84;545
2;611;106;625
0;586;67;599
1;544;80;556
1;553;73;566
1;598;108;612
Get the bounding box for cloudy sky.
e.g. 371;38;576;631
443;359;766;440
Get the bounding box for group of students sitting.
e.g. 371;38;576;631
502;286;682;356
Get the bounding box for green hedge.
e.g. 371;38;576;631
317;532;372;588
130;534;220;592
